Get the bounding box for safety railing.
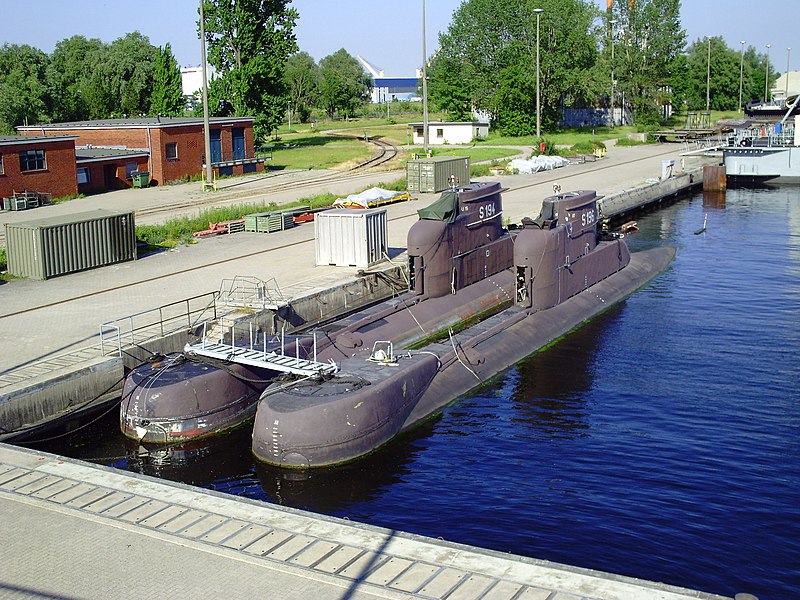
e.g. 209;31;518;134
100;291;219;357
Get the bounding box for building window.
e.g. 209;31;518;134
125;162;138;179
415;127;424;137
165;142;178;160
436;128;444;138
77;167;90;185
0;154;4;175
19;149;46;172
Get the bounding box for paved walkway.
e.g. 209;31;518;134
0;144;712;377
0;444;730;600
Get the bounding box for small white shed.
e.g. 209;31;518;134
410;122;489;145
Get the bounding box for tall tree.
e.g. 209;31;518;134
318;49;372;120
202;0;299;140
684;37;741;112
150;43;185;116
47;35;105;122
285;51;319;124
428;0;599;133
0;44;51;133
608;0;686;126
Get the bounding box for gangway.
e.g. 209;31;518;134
185;321;337;377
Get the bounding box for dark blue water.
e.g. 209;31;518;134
32;187;800;600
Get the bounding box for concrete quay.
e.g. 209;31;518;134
0;145;730;600
0;144;712;436
0;443;731;600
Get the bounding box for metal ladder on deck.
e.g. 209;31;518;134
185;321;337;377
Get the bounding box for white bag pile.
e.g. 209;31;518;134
508;155;569;174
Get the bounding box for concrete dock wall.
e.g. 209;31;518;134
599;168;702;222
0;267;407;438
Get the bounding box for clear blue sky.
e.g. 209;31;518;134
0;1;796;76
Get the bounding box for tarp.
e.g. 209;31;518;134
509;155;569;174
333;188;403;209
417;190;458;223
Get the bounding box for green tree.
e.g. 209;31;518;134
428;0;599;131
285;51;319;123
202;0;299;140
0;44;51;133
150;43;185;116
608;0;686;126
318;49;372;119
47;35;105;122
684;37;741;111
78;32;158;118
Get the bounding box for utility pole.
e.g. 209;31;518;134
422;0;429;154
739;41;745;113
200;0;213;191
706;38;711;113
765;44;771;102
534;7;544;138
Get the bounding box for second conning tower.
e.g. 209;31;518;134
407;181;514;298
514;190;630;310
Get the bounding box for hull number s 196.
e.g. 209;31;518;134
581;209;596;227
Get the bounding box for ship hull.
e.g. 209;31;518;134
121;354;271;443
252;247;674;468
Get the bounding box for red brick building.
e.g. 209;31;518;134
0;135;79;201
18;116;265;187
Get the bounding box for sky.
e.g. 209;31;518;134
0;1;796;76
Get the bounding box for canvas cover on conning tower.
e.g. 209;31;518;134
417;190;458;223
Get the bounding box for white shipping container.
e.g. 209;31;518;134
315;209;388;268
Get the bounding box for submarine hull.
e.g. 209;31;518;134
253;353;440;468
252;247;674;468
121;354;271;443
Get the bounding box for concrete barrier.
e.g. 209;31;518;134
599;167;703;222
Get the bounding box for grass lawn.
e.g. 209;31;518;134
261;135;372;170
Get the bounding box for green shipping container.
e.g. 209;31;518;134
407;156;471;193
4;209;136;280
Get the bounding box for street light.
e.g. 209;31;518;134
422;0;429;154
765;44;771;102
706;38;711;113
739;41;745;112
610;19;617;127
534;7;544;138
786;48;792;97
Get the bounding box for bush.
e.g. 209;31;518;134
0;248;6;272
533;137;557;155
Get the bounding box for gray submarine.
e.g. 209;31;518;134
251;182;675;468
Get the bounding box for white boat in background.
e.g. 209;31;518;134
723;99;800;184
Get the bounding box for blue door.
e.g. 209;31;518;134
210;129;222;163
232;128;245;160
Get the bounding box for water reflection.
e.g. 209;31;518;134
254;428;430;515
509;306;623;439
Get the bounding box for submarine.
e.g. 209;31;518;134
120;352;273;443
249;182;674;468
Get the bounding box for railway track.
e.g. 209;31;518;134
1;144;686;322
0;136;402;246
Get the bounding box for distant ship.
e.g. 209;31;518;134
744;95;800;120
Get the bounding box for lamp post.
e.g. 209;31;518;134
706;38;711;113
739;41;745;113
287;101;291;132
765;44;771;102
786;48;792;97
610;19;617;127
534;7;544;138
199;0;213;191
422;0;429;154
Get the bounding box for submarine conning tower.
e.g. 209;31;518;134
514;190;631;310
407;181;514;298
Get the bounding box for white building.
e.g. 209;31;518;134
180;65;217;97
409;122;490;145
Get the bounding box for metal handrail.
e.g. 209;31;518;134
100;291;219;356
